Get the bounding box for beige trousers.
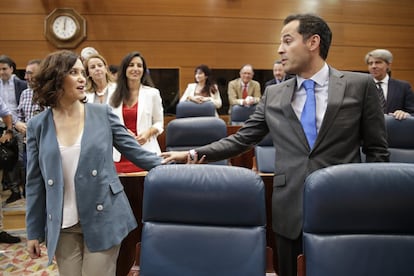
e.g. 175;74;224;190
55;223;121;276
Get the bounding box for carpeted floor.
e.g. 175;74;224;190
0;229;58;275
1;188;58;276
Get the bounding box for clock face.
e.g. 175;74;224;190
52;15;78;40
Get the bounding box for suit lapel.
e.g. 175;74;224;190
43;109;64;176
386;79;396;112
314;68;346;148
79;104;91;162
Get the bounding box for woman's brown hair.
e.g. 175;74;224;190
33;50;87;108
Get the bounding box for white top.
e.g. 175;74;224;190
179;83;222;116
59;130;82;228
85;82;117;104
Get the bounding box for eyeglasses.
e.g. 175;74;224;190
25;71;34;75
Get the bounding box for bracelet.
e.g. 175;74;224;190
5;129;13;135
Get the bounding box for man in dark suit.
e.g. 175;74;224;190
264;60;293;88
365;49;414;120
0;55;27;203
162;14;389;276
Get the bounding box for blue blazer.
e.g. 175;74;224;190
25;103;162;264
386;78;414;115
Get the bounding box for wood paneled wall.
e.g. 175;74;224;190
2;0;414;91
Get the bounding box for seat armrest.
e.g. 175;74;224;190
127;243;141;276
297;254;305;276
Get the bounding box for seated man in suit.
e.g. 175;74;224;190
365;49;414;120
265;60;293;88
227;64;261;108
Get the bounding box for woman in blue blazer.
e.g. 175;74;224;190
25;50;162;276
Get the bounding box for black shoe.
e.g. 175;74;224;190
5;191;21;204
0;231;21;243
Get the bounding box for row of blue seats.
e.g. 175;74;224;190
175;101;256;125
167;110;414;173
133;162;414;275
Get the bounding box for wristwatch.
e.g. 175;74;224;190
189;149;197;161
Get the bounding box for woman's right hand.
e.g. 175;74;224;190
188;96;204;104
27;239;41;259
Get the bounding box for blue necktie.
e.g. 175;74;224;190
301;79;317;148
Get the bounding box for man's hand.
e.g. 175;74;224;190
390;110;410;120
186;150;206;164
242;96;255;106
14;121;27;134
0;130;13;143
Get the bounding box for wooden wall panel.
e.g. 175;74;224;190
1;0;414;88
3;0;413;25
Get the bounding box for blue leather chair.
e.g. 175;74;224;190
385;115;414;163
140;164;267;276
299;163;414;276
166;117;227;165
230;104;256;125
254;133;275;173
175;101;216;118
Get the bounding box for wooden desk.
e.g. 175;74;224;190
226;125;255;169
116;172;277;275
116;172;147;276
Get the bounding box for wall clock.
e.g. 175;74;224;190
45;8;86;49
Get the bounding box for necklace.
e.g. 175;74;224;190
95;85;108;97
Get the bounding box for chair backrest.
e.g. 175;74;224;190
254;133;275;173
230;104;256;125
301;163;414;276
166;117;227;165
140;164;267;276
385;115;414;163
176;101;216;118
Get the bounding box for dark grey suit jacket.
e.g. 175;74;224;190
264;74;294;88
13;77;27;105
386;78;414;114
196;67;389;239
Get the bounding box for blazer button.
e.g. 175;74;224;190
96;204;104;211
47;179;54;186
91;170;98;176
48;214;52;220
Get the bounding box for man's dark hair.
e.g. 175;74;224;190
284;14;332;60
27;59;42;66
0;55;16;72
